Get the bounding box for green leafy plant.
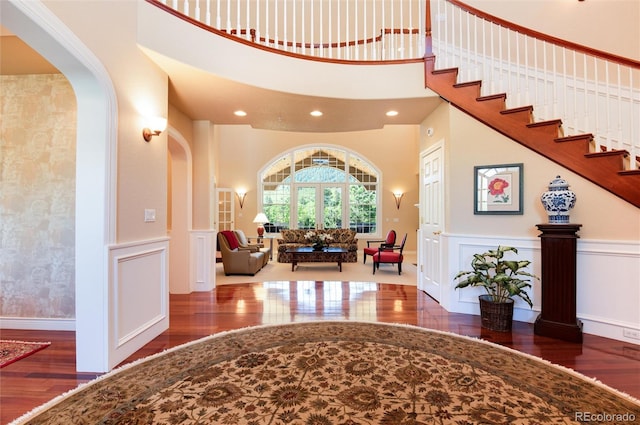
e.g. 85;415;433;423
454;245;539;307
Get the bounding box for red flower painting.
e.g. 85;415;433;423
488;177;510;203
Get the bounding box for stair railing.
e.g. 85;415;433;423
154;0;427;61
430;0;640;170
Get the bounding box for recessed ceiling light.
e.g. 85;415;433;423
310;110;323;117
234;110;247;117
386;110;399;117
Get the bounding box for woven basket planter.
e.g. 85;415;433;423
479;294;514;332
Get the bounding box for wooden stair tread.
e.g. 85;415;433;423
424;55;640;208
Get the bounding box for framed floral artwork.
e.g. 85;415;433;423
474;163;523;215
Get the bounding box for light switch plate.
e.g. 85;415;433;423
144;209;156;222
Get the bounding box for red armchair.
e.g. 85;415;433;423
372;233;407;275
363;230;396;264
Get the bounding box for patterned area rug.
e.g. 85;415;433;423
0;340;50;368
11;322;640;424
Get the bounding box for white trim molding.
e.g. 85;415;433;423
190;230;217;292
441;233;640;345
108;238;170;368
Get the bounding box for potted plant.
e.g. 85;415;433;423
454;245;539;332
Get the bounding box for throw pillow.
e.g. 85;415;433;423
221;230;239;250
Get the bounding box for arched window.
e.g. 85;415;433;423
259;145;380;236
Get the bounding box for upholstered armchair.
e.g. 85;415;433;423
372;233;407;275
217;231;265;275
363;230;396;264
234;229;270;266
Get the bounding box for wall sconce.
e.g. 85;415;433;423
142;116;167;142
392;191;404;209
236;190;247;209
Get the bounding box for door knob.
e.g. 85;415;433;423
433;230;442;235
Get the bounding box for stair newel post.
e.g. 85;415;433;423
534;223;584;343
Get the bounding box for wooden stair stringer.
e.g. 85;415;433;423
424;56;640;208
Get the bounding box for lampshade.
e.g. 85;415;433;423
253;212;268;224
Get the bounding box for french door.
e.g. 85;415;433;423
295;184;344;229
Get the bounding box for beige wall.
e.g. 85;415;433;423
43;0;169;243
421;103;639;241
214;125;420;251
0;74;76;318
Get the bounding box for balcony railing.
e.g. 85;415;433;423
431;0;640;169
152;0;639;170
157;0;427;61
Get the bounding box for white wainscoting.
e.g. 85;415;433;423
440;233;640;345
108;237;169;368
190;230;217;292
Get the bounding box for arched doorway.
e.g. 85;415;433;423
2;0;116;372
168;129;193;294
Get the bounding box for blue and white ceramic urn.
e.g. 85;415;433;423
540;175;576;224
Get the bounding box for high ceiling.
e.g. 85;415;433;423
2;28;442;133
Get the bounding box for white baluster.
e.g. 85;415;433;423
319;0;323;57
583;55;589;133
594;56;600;147
572;50;578;133
245;0;250;41
256;0;260;45
345;0;349;60
542;41;548;120
408;0;413;59
605;61;611;151
226;0;231;33
301;0;305;55
265;0;269;47
562;47;569;134
354;0;358;60
284;0;288;52
274;0;278;50
380;0;385;60
551;43;557;119
400;0;404;60
371;0;375;60
194;0;200;21
235;0;239;37
205;0;211;26
617;65;623;155
216;0;221;29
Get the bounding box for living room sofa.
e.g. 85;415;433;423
276;229;358;263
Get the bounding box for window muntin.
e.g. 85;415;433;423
260;146;379;235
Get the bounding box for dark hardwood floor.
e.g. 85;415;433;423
1;281;639;424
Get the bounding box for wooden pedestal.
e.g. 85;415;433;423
534;223;583;343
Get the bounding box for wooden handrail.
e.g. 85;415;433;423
145;0;425;66
447;0;640;69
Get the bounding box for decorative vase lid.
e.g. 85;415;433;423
547;175;569;190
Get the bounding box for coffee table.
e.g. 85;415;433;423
286;246;349;272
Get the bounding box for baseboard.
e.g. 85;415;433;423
0;317;76;331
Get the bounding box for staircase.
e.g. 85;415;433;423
424;55;640;208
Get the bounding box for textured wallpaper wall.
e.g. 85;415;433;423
0;74;77;319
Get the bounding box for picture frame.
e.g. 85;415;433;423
474;163;523;215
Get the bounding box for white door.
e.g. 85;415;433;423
418;145;444;300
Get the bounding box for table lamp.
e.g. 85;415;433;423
253;212;269;236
